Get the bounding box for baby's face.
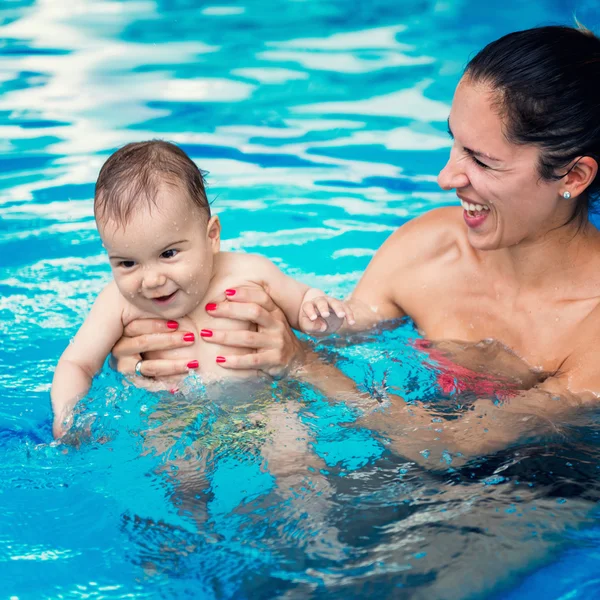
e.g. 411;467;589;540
98;185;219;319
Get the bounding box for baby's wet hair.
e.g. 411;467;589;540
94;140;210;226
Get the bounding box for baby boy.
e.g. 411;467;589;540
51;140;353;437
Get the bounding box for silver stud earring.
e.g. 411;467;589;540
563;191;571;200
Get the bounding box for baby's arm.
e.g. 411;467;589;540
299;287;356;335
51;282;125;438
245;255;353;335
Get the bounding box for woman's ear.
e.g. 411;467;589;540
206;215;221;254
564;156;598;199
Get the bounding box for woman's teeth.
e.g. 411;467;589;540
460;200;490;213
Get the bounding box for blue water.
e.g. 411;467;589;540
2;1;600;598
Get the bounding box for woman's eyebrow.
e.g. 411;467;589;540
447;118;503;162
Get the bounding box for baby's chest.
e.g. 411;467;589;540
142;306;258;379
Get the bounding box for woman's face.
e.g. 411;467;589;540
437;77;568;251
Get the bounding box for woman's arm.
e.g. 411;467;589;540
367;379;586;467
290;352;587;467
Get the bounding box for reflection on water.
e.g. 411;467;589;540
1;0;600;598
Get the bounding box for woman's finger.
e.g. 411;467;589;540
112;331;195;358
111;355;141;376
122;318;180;337
206;301;276;328
134;359;197;378
219;286;278;311
200;328;271;349
213;349;287;372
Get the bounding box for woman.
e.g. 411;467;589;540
111;25;600;461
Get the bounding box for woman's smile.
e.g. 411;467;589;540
459;197;491;229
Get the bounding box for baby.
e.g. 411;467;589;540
51;140;354;438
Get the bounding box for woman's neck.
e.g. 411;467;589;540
491;218;600;290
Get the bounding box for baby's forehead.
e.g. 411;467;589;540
98;197;203;247
100;189;195;226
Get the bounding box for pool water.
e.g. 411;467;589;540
2;0;600;598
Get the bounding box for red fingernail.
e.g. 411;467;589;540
169;387;179;394
183;333;195;342
206;303;217;311
225;289;236;296
187;360;199;369
167;320;178;329
216;356;226;363
200;329;213;337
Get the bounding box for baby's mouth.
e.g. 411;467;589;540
152;291;178;304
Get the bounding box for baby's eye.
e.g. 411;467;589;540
161;249;178;259
119;260;136;269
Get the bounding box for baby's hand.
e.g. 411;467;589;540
299;296;355;336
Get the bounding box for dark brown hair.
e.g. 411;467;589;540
94;140;210;226
465;25;600;224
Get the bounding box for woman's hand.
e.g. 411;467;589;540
111;319;196;378
202;286;305;378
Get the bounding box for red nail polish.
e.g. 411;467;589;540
200;329;213;337
187;360;199;369
206;303;217;311
183;333;195;342
225;289;236;296
169;387;179;394
216;356;226;363
167;320;178;329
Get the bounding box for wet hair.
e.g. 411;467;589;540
465;25;600;223
94;140;210;226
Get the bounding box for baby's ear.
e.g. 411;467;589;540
206;215;221;252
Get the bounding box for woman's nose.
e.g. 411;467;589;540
437;149;470;191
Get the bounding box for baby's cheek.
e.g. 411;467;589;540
185;273;209;298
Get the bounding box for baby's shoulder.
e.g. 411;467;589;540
97;280;145;326
215;251;279;284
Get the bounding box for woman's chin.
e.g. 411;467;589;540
466;229;501;252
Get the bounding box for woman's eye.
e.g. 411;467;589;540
119;260;135;268
471;155;490;169
161;249;178;259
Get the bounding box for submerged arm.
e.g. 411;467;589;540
51;283;125;437
296;350;591;466
369;380;587;466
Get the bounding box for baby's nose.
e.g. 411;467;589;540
142;269;166;289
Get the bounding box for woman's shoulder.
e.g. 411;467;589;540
383;206;468;265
